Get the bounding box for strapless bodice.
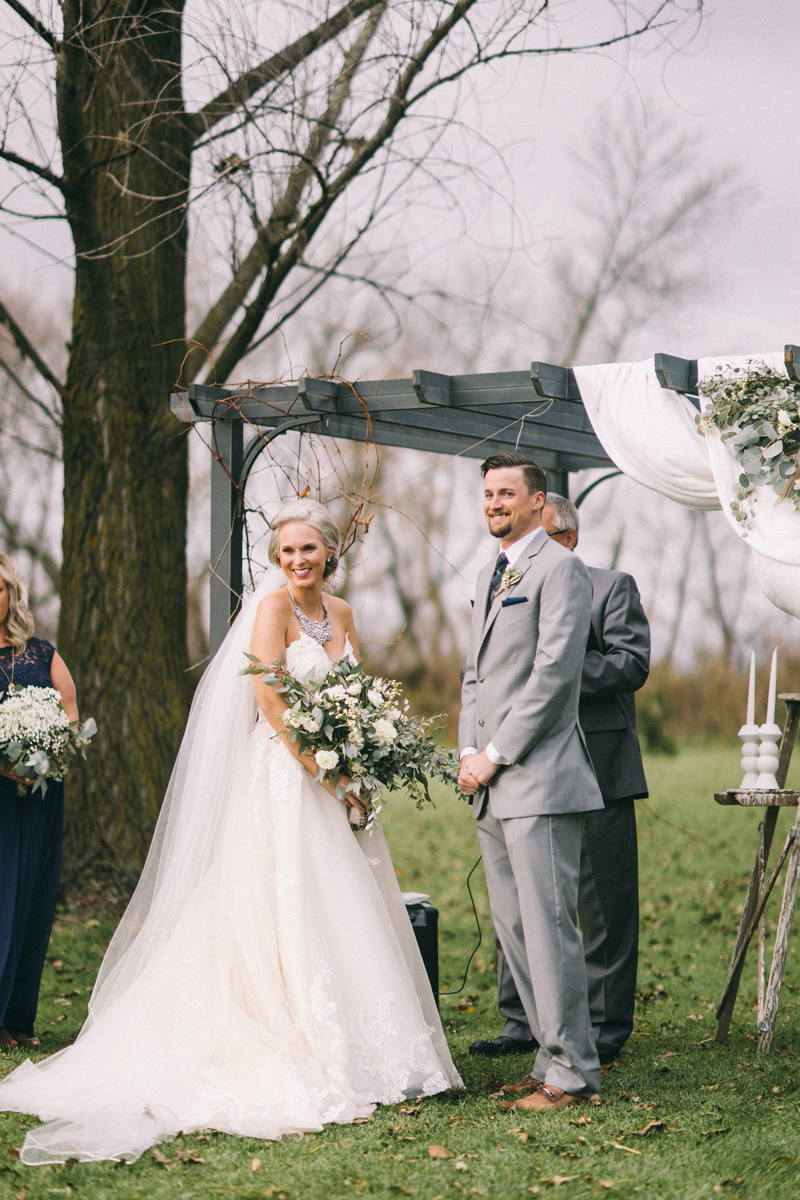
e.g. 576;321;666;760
284;631;356;685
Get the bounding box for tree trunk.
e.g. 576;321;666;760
56;0;191;891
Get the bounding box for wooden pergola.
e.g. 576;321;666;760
171;343;800;1054
171;348;800;652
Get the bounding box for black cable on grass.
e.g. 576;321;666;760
436;855;483;997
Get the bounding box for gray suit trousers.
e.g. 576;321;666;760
497;799;639;1053
477;803;601;1097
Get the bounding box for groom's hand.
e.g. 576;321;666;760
458;751;499;793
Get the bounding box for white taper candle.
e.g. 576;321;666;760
766;647;778;727
747;650;756;727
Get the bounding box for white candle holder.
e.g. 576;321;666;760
755;722;782;790
739;723;761;789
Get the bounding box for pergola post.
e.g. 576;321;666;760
210;419;244;655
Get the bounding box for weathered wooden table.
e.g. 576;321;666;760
713;694;800;1052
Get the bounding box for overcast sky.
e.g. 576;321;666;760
491;0;799;359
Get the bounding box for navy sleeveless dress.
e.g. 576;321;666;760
0;637;65;1037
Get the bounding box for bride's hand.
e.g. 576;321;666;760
332;774;367;815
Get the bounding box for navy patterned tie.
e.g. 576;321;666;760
485;552;508;617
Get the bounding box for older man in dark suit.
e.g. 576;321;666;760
469;492;649;1066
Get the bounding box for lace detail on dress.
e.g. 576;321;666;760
0;636;55;696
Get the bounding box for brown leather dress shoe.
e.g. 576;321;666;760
499;1073;543;1101
502;1085;594;1111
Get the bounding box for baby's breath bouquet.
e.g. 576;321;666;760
698;363;800;525
243;654;459;831
0;685;97;797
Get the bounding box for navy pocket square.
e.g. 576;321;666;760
501;595;528;607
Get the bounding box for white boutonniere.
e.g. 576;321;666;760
496;565;522;595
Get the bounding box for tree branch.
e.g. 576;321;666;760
0;298;67;399
0;355;61;425
0;145;65;191
0;505;60;586
1;0;59;52
193;4;387;373
188;0;382;142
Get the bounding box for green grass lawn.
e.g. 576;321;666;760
2;743;800;1199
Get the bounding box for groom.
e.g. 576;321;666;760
458;452;603;1109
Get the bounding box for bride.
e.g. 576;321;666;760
0;499;462;1164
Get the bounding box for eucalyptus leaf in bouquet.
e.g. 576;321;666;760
242;653;461;831
0;684;97;796
698;363;800;525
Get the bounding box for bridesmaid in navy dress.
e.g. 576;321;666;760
0;555;78;1050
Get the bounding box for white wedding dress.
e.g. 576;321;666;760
0;589;462;1164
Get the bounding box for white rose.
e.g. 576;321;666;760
315;750;339;770
387;707;403;720
347;683;361;696
367;689;384;707
777;409;794;427
373;718;397;742
302;716;320;732
324;685;348;701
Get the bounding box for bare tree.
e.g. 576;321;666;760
534;103;746;366
0;1;701;887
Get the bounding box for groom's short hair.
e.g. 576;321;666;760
481;452;547;496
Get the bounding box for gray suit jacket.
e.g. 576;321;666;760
459;532;603;820
579;566;649;803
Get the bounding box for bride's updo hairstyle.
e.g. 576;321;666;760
268;499;341;580
0;554;35;650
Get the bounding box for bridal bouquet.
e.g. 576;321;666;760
0;684;97;797
243;654;459;830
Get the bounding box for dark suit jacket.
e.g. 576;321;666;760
578;565;649;803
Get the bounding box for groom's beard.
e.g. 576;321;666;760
487;515;512;539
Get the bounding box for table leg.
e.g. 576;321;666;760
715;807;780;1041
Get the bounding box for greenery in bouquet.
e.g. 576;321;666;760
0;684;97;796
698;362;800;525
243;653;460;828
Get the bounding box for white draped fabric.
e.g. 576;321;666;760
573;354;800;620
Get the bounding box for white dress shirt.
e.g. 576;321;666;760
461;525;548;765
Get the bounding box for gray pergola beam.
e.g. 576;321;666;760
172;365;615;652
654;353;699;409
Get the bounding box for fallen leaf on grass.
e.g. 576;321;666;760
454;1161;469;1171
507;1124;530;1143
390;1188;415;1196
152;1148;169;1164
400;1104;421;1115
428;1144;454;1159
636;1119;664;1136
250;1157;261;1172
699;1128;730;1139
713;1182;743;1193
571;1115;592;1126
609;1142;641;1155
596;1183;615;1191
353;1116;372;1125
539;1175;578;1186
656;1052;676;1059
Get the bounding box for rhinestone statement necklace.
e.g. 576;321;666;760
290;592;333;645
